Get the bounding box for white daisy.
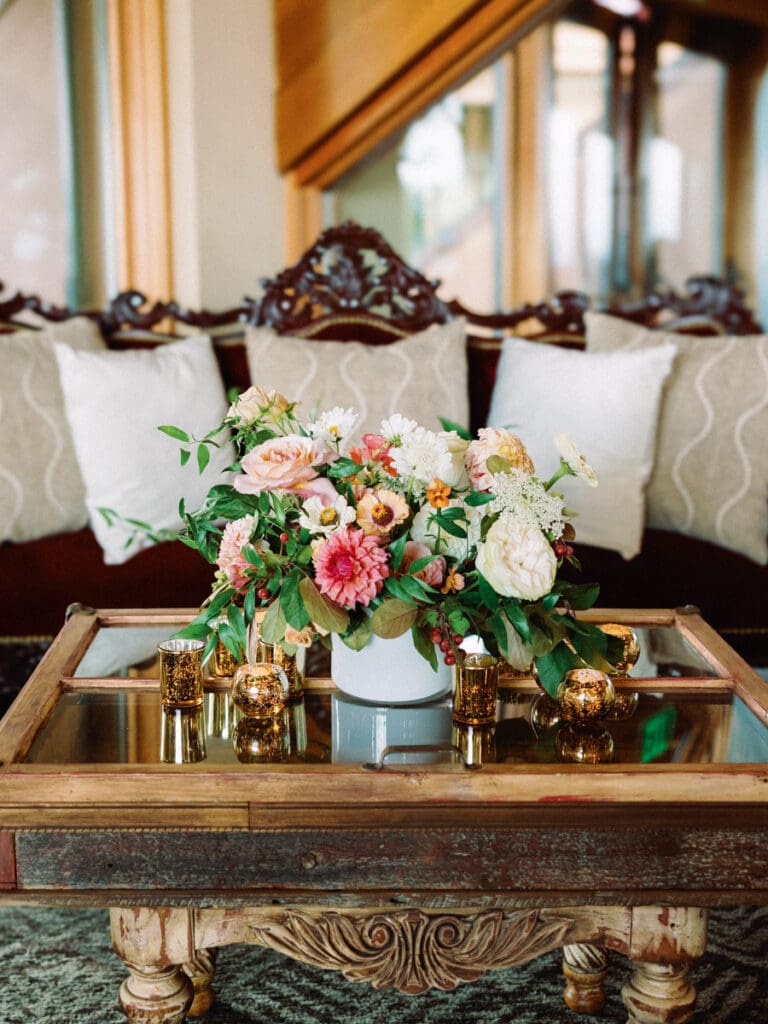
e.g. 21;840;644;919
380;414;418;444
307;407;359;451
298;494;356;536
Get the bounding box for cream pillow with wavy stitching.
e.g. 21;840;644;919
585;312;768;564
0;318;106;543
244;320;469;435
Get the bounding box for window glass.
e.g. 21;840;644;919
328;65;502;310
548;21;612;298
648;43;725;290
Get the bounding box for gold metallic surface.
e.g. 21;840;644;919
158;639;205;707
600;623;641;675
556;668;616;723
231;663;288;719
159;706;207;764
555;723;615;764
452;654;499;725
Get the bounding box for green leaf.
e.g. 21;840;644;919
554;581;600;610
383;577;419;604
281;571;311;630
503;601;531;643
180;448;191;467
173;621;213;641
438;417;472;441
298;576;350;634
476;572;499;612
197;443;211;474
260;598;287;644
340;616;370;651
464;491;495;507
327;457;361;478
436;507;466;521
435;518;467;538
243;585;256;625
535;641;581;698
486;454;513;475
388;532;408;572
370;598;418;638
227;603;247;654
158;424;191;442
205;587;235;620
217;620;241;660
411;621;438;670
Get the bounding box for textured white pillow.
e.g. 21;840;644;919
55;335;233;565
244;319;469;434
487;338;676;559
586;311;768;564
0;317;106;543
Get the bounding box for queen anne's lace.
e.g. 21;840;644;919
489;469;565;538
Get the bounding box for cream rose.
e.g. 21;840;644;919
228;386;291;426
235;434;330;495
465;427;535;491
475;515;556;601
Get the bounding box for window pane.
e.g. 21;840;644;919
327;65;501;309
648;43;725;290
548;21;612;298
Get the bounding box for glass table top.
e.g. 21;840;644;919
23;686;767;766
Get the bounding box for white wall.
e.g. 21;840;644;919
165;0;284;309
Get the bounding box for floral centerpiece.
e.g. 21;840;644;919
163;387;618;697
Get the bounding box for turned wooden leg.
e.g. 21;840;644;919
118;962;194;1023
621;961;697;1024
562;942;607;1013
182;947;218;1017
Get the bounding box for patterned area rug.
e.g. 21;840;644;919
0;905;766;1023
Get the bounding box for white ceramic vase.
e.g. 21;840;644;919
331;630;453;705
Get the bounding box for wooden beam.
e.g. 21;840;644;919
106;0;173;296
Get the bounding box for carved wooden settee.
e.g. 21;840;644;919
1;222;766;664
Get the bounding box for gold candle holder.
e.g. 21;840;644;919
555;723;614;764
233;712;289;763
556;668;615;723
452;722;496;767
600;622;641;675
158;638;205;707
209;636;241;678
452;653;499;726
159;706;207;764
248;610;305;700
231;662;288;719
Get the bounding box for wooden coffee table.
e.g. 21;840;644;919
0;606;766;1023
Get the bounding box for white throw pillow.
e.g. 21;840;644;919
244;319;469;435
0;317;106;543
55;335;233;565
487;338;677;559
586;311;768;564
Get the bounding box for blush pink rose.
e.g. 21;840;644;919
216;514;256;590
235;435;331;495
402;540;446;588
465;427;535;491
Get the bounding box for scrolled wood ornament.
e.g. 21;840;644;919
247;907;574;994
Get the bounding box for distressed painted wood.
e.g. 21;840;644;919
0;831;15;889
14;826;768;896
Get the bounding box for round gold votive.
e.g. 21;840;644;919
556;668;615;723
604;688;640;721
600;623;641;676
233;714;288;763
530;691;562;734
158;638;205;707
231;662;288;719
555;723;615;764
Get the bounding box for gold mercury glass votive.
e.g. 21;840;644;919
159;706;207;764
600;622;641;720
231;662;288;719
452;653;500;726
233;713;289;763
556;667;616;723
555;723;615;764
158;638;206;707
248;610;305;700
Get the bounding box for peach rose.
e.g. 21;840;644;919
228;386;291;426
235;434;331;495
402;540;446;588
465;427;534;491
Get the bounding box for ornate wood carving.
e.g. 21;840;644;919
244;907;574;994
2;224;761;343
562;941;608;1013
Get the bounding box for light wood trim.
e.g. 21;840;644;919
285;0;566;188
284;176;325;264
106;0;173;296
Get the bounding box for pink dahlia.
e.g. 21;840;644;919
312;527;389;608
216;515;256;591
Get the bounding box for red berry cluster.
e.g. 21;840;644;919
553;538;574;559
430;625;463;666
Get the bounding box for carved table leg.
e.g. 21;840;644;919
183;947;218;1017
118;963;194;1024
621;960;697;1024
562;942;607;1013
111;908;199;1024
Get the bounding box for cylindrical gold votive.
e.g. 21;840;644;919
159;706;207;764
248;611;305;700
452;722;496;766
452;653;499;725
158;638;205;707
